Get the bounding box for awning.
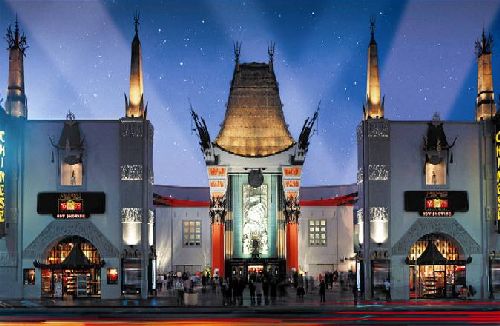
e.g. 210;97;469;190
34;244;105;269
405;240;471;265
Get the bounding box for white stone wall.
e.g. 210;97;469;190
156;204;355;278
156;206;211;274
298;206;355;277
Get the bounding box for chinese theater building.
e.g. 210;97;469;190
357;23;500;300
154;184;357;278
0;17;155;299
190;44;320;278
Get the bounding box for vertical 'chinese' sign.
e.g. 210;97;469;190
496;130;500;233
0;130;5;236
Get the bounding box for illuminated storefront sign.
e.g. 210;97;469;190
37;192;105;219
496;130;500;232
0;130;5;236
404;191;468;217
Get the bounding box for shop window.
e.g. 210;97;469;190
425;161;446;185
308;219;327;247
107;268;118;284
23;268;35;285
183;220;201;247
61;162;83;186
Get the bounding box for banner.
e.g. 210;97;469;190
282;166;302;199
207;166;228;198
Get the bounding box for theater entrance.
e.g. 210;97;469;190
35;236;104;298
407;233;468;299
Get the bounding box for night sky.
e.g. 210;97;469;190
0;0;499;187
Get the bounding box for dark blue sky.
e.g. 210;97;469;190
0;0;499;186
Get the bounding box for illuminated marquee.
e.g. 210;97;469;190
0;130;5;235
404;191;468;217
37;192;105;219
496;130;500;232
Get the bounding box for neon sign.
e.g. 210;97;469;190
0;130;5;234
496;130;500;232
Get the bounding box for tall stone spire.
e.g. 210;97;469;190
364;18;383;120
125;13;145;118
5;16;28;118
475;29;496;121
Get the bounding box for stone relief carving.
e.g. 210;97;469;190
0;252;16;266
23;220;120;260
121;122;144;137
121;208;143;223
121;164;143;181
357;167;364;184
368;121;389;138
392;218;481;255
356;125;363;142
368;164;389;181
369;207;388;221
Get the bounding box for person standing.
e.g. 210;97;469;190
249;280;256;306
319;279;326;303
175;278;184;306
255;278;263;305
384;278;391;301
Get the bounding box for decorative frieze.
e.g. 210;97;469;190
121;208;143;223
356;125;363;142
357;208;364;224
121;122;143;137
148;209;155;224
284;196;300;224
209;196;227;224
392;219;481;255
368;164;389;181
0;253;16;267
23;220;120;259
357;168;364;184
368;121;389;138
369;207;388;222
121;164;143;181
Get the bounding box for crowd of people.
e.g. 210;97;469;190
157;269;360;306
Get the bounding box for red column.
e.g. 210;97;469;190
286;222;299;272
211;223;225;278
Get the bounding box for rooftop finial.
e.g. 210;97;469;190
475;28;493;57
6;16;28;55
134;11;140;35
370;16;376;42
233;41;241;63
268;42;275;63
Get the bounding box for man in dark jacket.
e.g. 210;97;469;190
319;279;326;303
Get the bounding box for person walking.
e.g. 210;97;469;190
352;284;358;306
319;279;326;303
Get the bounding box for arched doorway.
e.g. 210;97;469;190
34;236;104;298
406;233;469;299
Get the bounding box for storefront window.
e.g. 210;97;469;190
107;268;118;284
23;268;35;285
425;161;446;185
61;162;83;186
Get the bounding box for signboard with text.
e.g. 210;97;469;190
404;191;468;217
37;192;105;219
496;127;500;232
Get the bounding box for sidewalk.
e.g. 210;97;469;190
1;283;499;311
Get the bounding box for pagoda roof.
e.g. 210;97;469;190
214;62;295;157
